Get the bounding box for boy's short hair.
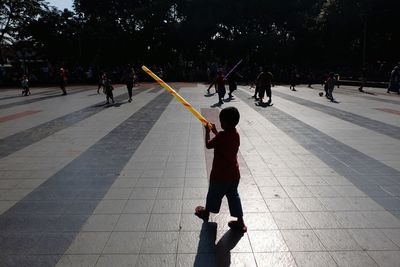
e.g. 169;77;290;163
220;107;240;128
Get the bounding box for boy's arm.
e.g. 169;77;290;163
205;124;218;149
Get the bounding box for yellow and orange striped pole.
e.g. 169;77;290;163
141;65;211;128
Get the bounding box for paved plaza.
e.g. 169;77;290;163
0;83;400;267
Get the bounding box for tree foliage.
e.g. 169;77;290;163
3;0;400;80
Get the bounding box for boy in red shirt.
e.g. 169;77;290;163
195;107;247;232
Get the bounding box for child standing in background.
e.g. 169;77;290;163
21;75;30;96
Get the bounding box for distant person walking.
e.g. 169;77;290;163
126;68;135;102
387;66;400;94
252;67;263;100
216;70;226;105
325;72;336;101
289;68;299;91
256;68;273;105
21;75;30;96
59;67;67;95
103;73;114;104
97;72;104;94
227;71;242;98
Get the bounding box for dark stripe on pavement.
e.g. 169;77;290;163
0;89;143;159
272;89;400;140
0;88;89;110
0;90;175;266
236;90;400;217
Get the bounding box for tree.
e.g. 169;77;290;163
0;0;45;63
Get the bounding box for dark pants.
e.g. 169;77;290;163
259;85;271;101
206;179;243;218
218;85;226;102
229;83;237;96
127;85;133;99
22;86;30;96
106;90;114;103
60;81;67;95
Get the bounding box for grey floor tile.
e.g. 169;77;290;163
93;200;127;214
281;230;325;251
314;229;361;251
292;251;337;267
147;213;181;231
307;186;340;198
136;254;176;267
114;213;150;232
272;212;311;230
381;228;400;247
103;188;132;200
156;187;183;199
110;178;137;188
248;231;289;252
66;232;110;254
347;229;399;251
81;214;119;232
276;176;304;186
318;198;353;211
241;199;269;212
302;211;342;229
362;211;400;228
152;199;182;213
160;178;185;187
96;254;137;267
367;251;400;267
292;198;327;212
264;198;299;212
330;251;378;267
129;188;158;200
254;252;297;267
333;211;376;228
333;186;367;197
259;186;289;199
140;232;179;253
134;178;161;188
283;186;314;198
103;232;144;254
254;176;281;186
56;254;99;267
123;199;154;213
183;187;209;199
243;213;278;230
184;178;208;188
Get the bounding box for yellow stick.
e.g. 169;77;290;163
142;65;211;127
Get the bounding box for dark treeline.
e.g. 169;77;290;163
0;0;399;84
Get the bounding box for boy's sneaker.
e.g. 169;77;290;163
228;221;247;232
194;206;209;222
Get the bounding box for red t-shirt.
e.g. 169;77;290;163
206;128;240;181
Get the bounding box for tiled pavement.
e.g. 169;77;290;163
0;83;399;266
